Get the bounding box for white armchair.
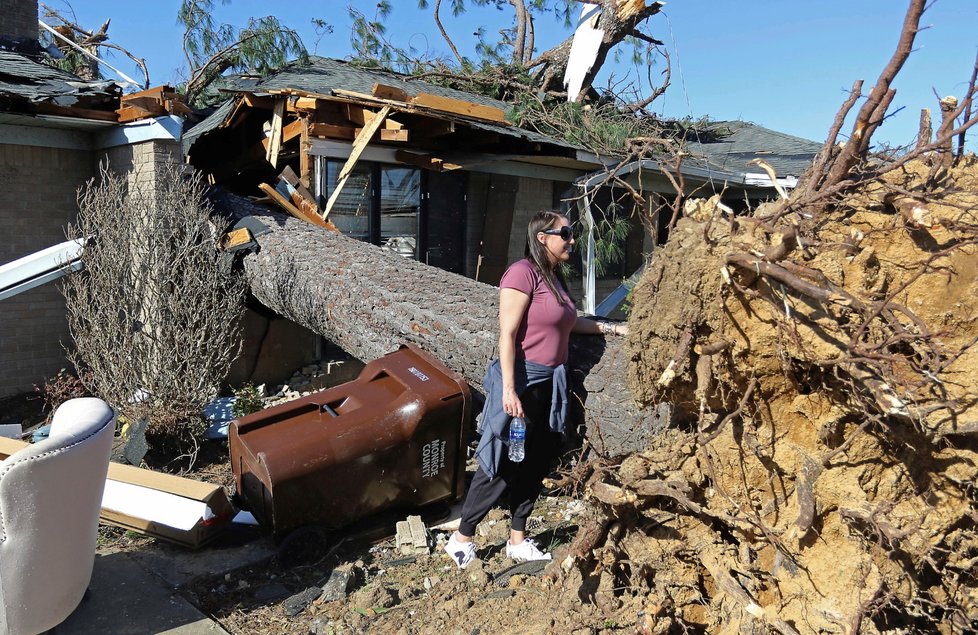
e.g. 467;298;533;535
0;398;114;635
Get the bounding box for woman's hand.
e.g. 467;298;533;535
502;386;524;419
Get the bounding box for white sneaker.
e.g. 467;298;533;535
505;538;552;563
444;533;477;569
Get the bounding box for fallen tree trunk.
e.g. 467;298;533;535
211;191;657;457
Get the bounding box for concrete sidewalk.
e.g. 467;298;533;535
58;535;277;635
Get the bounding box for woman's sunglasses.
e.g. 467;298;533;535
540;226;573;241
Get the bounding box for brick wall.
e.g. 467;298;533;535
0;0;39;41
100;138;182;190
0;142;96;397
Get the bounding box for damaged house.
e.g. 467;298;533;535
185;56;820;379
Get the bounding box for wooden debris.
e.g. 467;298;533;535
410;92;507;124
279;166;316;206
266;99;285;168
322;104;392;220
116;85;190;123
258;182;335;231
262;119;303;151
222;227;254;251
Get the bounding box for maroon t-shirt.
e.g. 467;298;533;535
499;258;577;367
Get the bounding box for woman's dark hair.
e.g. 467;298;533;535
525;210;570;305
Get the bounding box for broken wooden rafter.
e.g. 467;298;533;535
116;84;191;123
322;104;392;220
262;119;303;151
279;166;317;210
258;182;335;231
332;87;509;126
409;92;507;124
344;104;376;127
276;179;320;220
299;118;312;187
266;99;285;168
116;103;164;123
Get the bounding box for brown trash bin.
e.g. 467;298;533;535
229;344;471;539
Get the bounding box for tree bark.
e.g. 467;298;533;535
213;192;657;457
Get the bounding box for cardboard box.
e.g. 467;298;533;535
0;437;234;549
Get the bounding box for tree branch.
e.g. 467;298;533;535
434;0;465;67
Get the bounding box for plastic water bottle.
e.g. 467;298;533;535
508;417;526;462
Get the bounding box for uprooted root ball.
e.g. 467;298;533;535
610;158;978;633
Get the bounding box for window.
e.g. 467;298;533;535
314;156;464;273
378;167;420;258
317;160;421;258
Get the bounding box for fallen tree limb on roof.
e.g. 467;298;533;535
208;190;656;458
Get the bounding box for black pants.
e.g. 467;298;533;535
459;381;560;535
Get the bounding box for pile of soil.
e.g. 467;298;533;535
617;157;978;633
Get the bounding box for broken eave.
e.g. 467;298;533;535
187;85;597;189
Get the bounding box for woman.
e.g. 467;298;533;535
445;211;628;569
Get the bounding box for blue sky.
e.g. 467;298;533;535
59;1;978;149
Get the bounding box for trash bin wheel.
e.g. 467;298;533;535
276;525;333;568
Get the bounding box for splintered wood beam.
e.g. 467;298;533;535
165;98;193;117
322;104;391;220
120;95;167;114
276;179;322;221
258;182;334;230
299;118;311;187
372;83;409;102
266;99;285;168
262;119;303;151
410;93;507;124
116;102;165;123
279;165;318;210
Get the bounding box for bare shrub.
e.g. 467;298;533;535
63;162;245;459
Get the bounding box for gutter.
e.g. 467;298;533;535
0;238;86;301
